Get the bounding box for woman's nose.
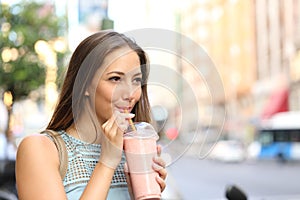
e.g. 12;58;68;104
122;87;136;102
118;82;136;101
124;94;134;102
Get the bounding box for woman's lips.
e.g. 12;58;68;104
116;106;132;112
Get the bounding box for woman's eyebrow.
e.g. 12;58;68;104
106;71;142;76
106;71;124;75
133;72;142;76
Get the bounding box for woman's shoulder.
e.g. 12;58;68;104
17;133;59;163
18;133;54;149
16;134;66;199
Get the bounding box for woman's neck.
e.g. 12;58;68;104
66;102;102;144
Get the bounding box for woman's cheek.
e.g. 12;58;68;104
133;87;142;101
95;86;114;122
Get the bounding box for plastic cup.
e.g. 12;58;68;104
123;122;161;200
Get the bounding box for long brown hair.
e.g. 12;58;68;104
47;31;151;131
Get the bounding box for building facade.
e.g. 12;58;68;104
177;0;300;142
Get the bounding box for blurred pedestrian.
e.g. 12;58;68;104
15;30;167;199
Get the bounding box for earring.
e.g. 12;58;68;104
85;91;90;97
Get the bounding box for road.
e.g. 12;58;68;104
163;155;300;200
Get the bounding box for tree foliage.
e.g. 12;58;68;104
0;1;67;100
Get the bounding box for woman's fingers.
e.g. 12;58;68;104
153;146;167;192
155;175;166;192
153;156;167;190
153;155;166;168
102;112;118;136
102;110;135;136
157;145;162;156
153;160;167;180
114;110;135;133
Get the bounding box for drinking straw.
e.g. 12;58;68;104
125;109;136;131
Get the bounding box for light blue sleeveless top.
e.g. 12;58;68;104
51;131;131;200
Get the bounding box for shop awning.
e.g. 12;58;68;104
261;87;289;120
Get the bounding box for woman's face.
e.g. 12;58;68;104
91;48;143;125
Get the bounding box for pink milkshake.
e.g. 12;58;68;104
123;122;161;200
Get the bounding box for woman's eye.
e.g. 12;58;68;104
109;76;121;82
133;77;142;84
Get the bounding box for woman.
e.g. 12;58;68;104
16;31;167;199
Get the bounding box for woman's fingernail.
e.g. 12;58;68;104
128;113;135;118
153;163;162;171
153;156;159;162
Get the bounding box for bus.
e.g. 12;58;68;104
254;111;300;161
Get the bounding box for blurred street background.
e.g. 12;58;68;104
1;0;300;199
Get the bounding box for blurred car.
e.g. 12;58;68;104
209;140;246;162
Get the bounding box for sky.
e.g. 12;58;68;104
108;0;179;32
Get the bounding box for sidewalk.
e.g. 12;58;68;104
161;171;183;200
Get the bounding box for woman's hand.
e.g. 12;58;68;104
100;110;134;169
153;145;167;192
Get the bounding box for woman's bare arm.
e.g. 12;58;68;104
16;134;67;199
16;134;117;200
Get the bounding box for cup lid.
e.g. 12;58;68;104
124;122;159;139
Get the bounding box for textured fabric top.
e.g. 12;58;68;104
43;130;129;199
